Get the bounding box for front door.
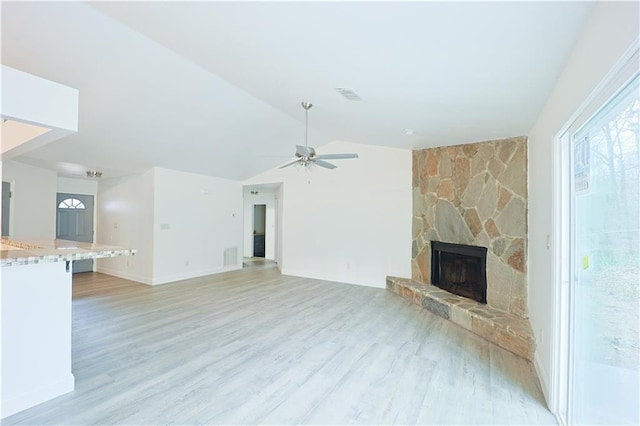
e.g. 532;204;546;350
56;193;94;273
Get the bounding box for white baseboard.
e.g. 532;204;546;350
94;266;152;285
1;373;74;419
96;265;243;286
151;264;242;285
280;267;385;289
534;351;557;422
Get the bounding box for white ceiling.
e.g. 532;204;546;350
1;1;593;181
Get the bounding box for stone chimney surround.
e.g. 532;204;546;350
412;136;528;317
387;136;535;361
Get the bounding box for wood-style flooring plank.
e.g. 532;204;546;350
3;261;555;425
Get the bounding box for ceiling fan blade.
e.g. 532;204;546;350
279;158;300;169
313;159;337;169
313;153;359;160
296;145;311;157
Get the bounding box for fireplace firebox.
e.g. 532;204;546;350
431;241;487;304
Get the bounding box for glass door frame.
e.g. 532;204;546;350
553;42;639;425
554;130;571;424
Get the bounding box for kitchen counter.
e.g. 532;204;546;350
1;238;136;418
1;238;137;267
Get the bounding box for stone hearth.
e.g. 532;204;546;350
387;276;535;360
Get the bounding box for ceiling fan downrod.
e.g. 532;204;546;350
302;102;312;148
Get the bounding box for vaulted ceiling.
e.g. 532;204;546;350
1;1;593;180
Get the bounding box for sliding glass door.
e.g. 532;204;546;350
568;75;639;424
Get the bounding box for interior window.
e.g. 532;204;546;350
57;198;86;209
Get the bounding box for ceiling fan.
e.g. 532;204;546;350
280;102;358;170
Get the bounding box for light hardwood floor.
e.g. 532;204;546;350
4;262;556;425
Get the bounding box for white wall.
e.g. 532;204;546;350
95;170;155;284
242;186;278;260
152;167;243;284
1;262;74;418
244;141;412;288
95;167;243;285
0;164;98;241
1;65;79;160
1;160;56;238
528;1;639;408
57;176;98;196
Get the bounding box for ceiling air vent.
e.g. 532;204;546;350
335;88;362;101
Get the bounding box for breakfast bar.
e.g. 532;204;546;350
1;238;136;418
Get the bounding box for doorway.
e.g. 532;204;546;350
2;181;10;236
56;193;95;273
253;204;266;257
560;74;639;424
242;184;282;266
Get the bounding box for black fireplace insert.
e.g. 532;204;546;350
431;241;487;304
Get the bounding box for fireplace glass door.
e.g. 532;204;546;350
568;74;638;424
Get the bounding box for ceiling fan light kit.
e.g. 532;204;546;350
280;101;359;171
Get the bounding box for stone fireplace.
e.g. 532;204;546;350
387;136;534;360
412;136;528;318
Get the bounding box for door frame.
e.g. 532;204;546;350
552;131;572;423
552;42;639;424
242;184;281;263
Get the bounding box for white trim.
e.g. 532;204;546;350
94;266;153;285
281;267;384;289
1;374;75;419
96;264;243;286
150;264;242;286
552;131;571;425
534;351;550;404
558;38;639;138
551;38;639;425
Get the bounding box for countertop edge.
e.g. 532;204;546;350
1;239;137;268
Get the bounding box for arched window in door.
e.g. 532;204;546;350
57;198;86;209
